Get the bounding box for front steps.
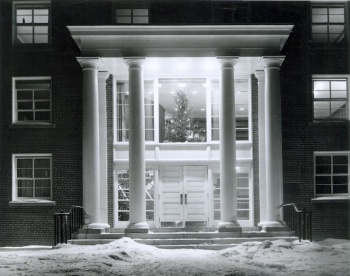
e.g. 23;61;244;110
68;228;298;250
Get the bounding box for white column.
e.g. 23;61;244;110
125;58;149;232
255;70;267;226
77;57;108;229
98;71;110;228
217;57;242;233
260;56;285;230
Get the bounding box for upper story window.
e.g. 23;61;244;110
313;77;348;120
14;2;51;44
13;154;52;200
115;77;250;143
115;8;149;24
314;152;349;196
13;77;52;123
311;4;345;43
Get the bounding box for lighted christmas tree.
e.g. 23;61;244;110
166;90;192;142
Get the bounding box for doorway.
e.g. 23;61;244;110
159;166;208;228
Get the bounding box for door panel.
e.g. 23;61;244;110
184;166;208;223
159;167;184;225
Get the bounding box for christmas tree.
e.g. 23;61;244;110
166;90;192;142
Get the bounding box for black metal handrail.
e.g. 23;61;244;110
281;203;312;242
54;205;85;246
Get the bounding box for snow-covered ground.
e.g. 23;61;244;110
0;238;348;275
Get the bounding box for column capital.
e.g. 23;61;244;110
260;56;285;69
124;58;146;69
217;56;239;68
254;70;265;81
98;71;110;83
77;57;103;70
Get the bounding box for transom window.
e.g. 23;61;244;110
311;4;345;43
14;3;50;44
13;155;52;200
314;153;349;196
13;77;52;123
115;8;149;24
313;78;348;120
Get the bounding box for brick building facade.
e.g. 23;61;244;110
0;0;349;246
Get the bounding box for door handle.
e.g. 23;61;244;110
180;194;183;205
185;194;187;204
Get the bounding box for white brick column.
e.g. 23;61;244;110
255;70;267;225
125;58;149;233
217;57;242;233
260;56;285;230
77;57;109;229
98;71;110;228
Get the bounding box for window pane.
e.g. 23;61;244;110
237;189;249;199
333;185;348;194
332;91;347;98
17;168;33;177
333;155;348;164
314;90;330;99
316;165;331;174
316;156;331;165
312;8;327;15
17;90;32;100
312;14;328;23
316;184;331;194
118;190;129;199
312;34;328;43
118;212;129;221
18;101;33;110
17;159;33;168
116;9;131;16
314;81;330;91
34;90;50;100
18;112;34;121
212;129;219;140
34;168;50;178
331;80;347;91
34;9;49;23
133;17;148;24
35;111;50;121
34;34;48;43
116;17;132;24
133;9;148;16
333;165;348;174
146;211;154;221
35;101;50;109
212;117;219;128
316;176;331;184
34;26;48;34
237;210;249;220
118;201;129;211
329;14;344;23
17;26;33;43
329;25;345;35
312;25;327;34
330;101;346;118
17;9;33;24
333;176;348;184
145;130;154;141
34;159;50;168
314;102;330;118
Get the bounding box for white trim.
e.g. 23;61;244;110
12;153;52;202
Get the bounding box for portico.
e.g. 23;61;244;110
69;25;293;233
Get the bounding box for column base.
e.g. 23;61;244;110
218;221;242;233
126;222;150;233
258;221;288;232
83;223;110;230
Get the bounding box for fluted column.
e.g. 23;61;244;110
125;58;149;233
260;56;285;230
77;57;109;229
98;71;110;228
255;70;267;226
217;57;242;233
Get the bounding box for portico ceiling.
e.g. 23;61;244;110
68;25;294;58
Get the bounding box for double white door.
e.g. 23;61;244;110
159;166;208;227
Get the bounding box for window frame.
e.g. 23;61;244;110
312;75;349;121
12;76;52;124
13;1;51;46
310;3;346;44
12;153;53;201
314;152;350;197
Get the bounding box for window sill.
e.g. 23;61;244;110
9;200;56;207
311;196;350;203
10;123;56;129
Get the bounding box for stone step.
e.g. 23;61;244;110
68;236;298;248
73;231;295;240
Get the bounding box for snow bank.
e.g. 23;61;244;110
0;238;348;276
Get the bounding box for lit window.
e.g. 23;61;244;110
116;8;149;24
311;4;345;43
315;153;349;196
14;3;50;44
116;81;154;142
13;77;52;123
211;79;249;141
117;169;154;222
13;154;52;200
313;78;348;120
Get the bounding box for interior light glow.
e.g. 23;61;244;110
200;108;205;111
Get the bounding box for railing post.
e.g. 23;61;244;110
298;212;301;242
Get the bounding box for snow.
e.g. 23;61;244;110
0;238;348;275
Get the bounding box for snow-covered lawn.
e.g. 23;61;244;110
0;238;349;275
